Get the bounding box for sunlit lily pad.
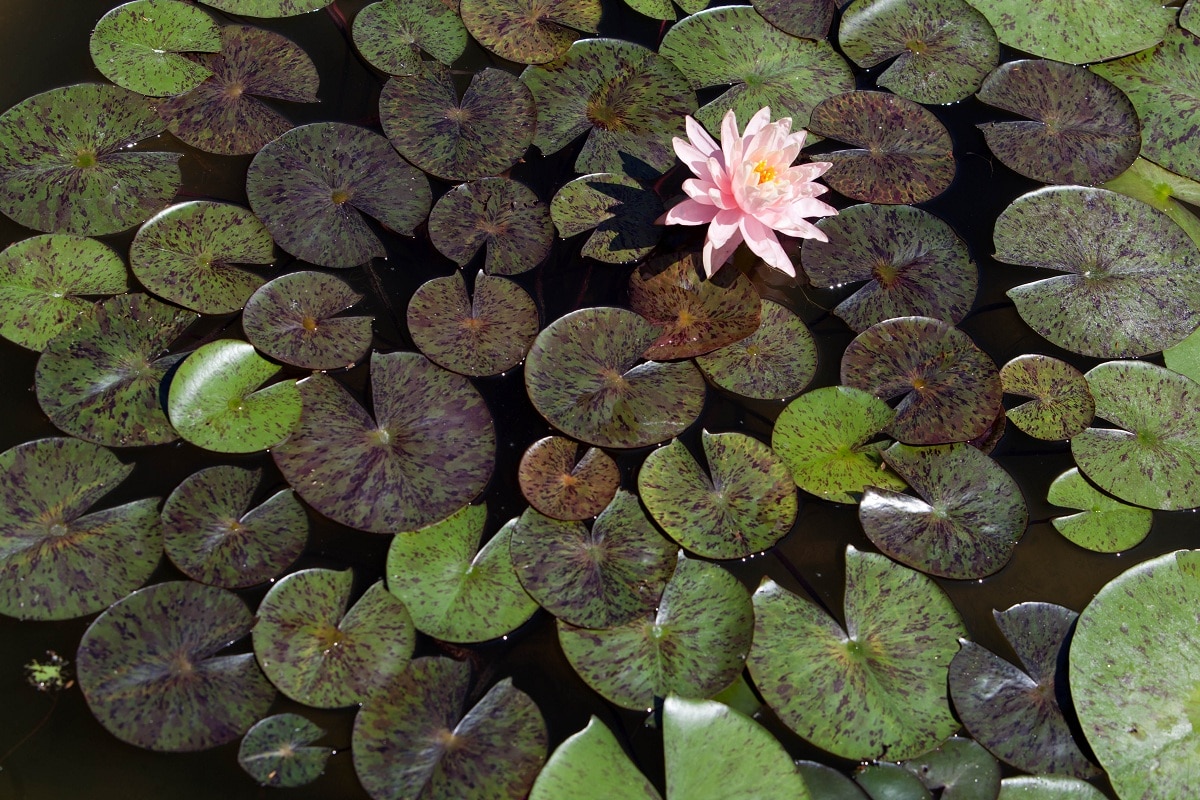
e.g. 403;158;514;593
162;465;307;589
427;178;554;276
90;0;220;97
751;0;838;39
1186;0;1200;36
238;713;331;788
551;173;663;264
1165;323;1200;384
901;737;1001;800
1000;355;1094;441
246;122;431;268
1103;157;1200;251
254;570;415;708
197;0;332;18
0;234;127;351
242;270;372;370
748;546;966;760
524;307;705;448
801;204;977;332
695;299;817;400
1048;468;1152;553
997;776;1108;800
352;0;468;76
407;270;538;377
462;0;600;64
273;351;495;533
0;83;181;235
0;437;159;621
35;293;197;447
518;436;620;521
528;717;662;800
77;580;275;751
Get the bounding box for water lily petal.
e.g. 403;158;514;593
663;198;720;226
741;215;794;275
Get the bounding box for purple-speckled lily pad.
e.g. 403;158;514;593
1186;0;1200;36
242;271;371;371
842;316;1002;445
901;737;1001;800
352;0;468;76
695;299;817;400
524;307;705;448
35;293;197;447
0;83;180;235
551;172;663;264
158;25;319;156
1048;467;1152;553
273;351;495;532
77;580;275;752
639;431;796;559
518;436;620;521
238;713;331;788
407;270;538;377
461;0;599;64
995;187;1200;358
977;60;1140;186
246;122;431;268
428;178;553;276
528;717;662;800
860;442;1026;579
808;91;954;204
801;204;977;332
628;250;760;360
0;437;159;621
162;465;307;589
748;546;967;760
1103;157;1200;251
197;0;332;18
90;0;220;97
509;490;676;629
1000;354;1094;441
997;776;1107;800
751;0;838;39
0;234;127;351
353;657;547;800
253;570;415;708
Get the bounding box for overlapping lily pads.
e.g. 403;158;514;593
551;173;663;264
694;299;817;400
242;271;372;370
352;0;468;76
1000;355;1095;441
900;737;1001;799
90;0;221;97
528;717;662;800
1103;157;1200;250
197;0;332;18
461;0;600;64
427;178;554;276
1048;468;1152;553
518;436;620;521
238;713;332;788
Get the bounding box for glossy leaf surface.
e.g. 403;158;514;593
695;299;817;400
238;713;331;788
1000;355;1094;441
518;437;620;521
242;270;372;370
90;0;220;96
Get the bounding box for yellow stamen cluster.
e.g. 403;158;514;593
753;161;777;184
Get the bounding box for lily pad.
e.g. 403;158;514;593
90;0;220;97
976;60;1140;186
529;717;662;800
1165;323;1200;384
352;0;468;76
461;0;600;64
238;713;332;788
197;0;332;18
550;173;663;264
162;465;307;589
406;270;539;377
76;580;275;752
0;234;128;351
1000;355;1095;441
800;204;977;332
427;178;554;276
253;570;415;708
524;307;706;448
246;122;431;268
695;299;818;400
242;270;372;370
748;546;967;760
1103;157;1200;251
0;83;181;235
808;90;954;204
854;763;933;799
273;351;495;533
518;436;620;521
1047;468;1152;553
0;437;159;621
901;737;1001;800
997;776;1108;800
35;293;198;447
1186;0;1200;36
750;0;838;39
796;761;869;800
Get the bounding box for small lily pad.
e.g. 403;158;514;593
1048;468;1152;553
352;0;468;76
529;717;662;800
90;0;220;97
550;173;664;264
238;713;332;788
518;436;620;521
242;270;372;371
997;776;1108;800
751;0;838;39
427;178;554;276
197;0;332;18
462;0;600;64
901;737;1001;800
1000;355;1095;441
695;299;817;400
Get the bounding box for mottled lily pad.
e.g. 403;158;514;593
695;300;817;400
901;737;1001;800
462;0;600;64
246;122;431;268
197;0;332;18
427;178;554;276
238;713;332;788
751;0;838;39
808;91;954;204
529;717;662;800
273;351;495;533
352;0;468;76
1048;468;1152;553
1000;355;1094;441
76;580;275;752
551;172;663;264
90;0;220;96
254;570;415;708
1103;157;1200;251
518;436;620;521
243;271;372;370
1186;0;1200;36
997;776;1108;800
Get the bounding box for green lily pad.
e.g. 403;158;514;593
90;0;220;97
1186;0;1200;36
130;201;273;314
273;351;495;533
855;763;933;800
246;122;431;268
695;299;818;400
242;270;372;370
750;0;838;39
639;432;797;559
1070;550;1200;799
1048;467;1153;553
238;713;332;788
197;0;332;18
253;570;415;708
518;436;620;521
801;204;977;332
0;234;128;351
977;60;1140;186
839;0;998;105
997;776;1108;800
509;490;676;629
1103;157;1200;251
352;0;468;76
387;506;538;643
35;293;198;447
162;465;307;589
0;437;159;621
427;178;554;276
901;737;1001;800
0;83;181;235
462;0;599;64
1071;360;1200;511
748;546;967;760
1165;323;1200;384
796;761;869;800
551;172;663;264
808;90;954;204
407;270;539;377
1000;355;1095;441
524;307;706;448
529;716;662;800
76;580;275;752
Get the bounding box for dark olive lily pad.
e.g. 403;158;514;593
855;763;932;799
0;437;159;621
407;270;538;377
901;737;1001;800
35;293;198;447
238;713;332;788
1103;157;1200;251
462;0;600;64
0;83;181;235
1047;468;1152;553
800;204;977;332
524;307;705;448
197;0;332;18
246;122;431;268
551;173;663;264
977;60;1140;186
748;546;967;760
162;465;307;589
254;570;415;708
518;436;620;521
509;490;676;629
352;0;468;76
528;717;662;800
90;0;220;97
242;271;372;371
997;776;1107;800
808;90;954;204
0;234;127;351
796;761;869;800
751;0;838;39
1000;355;1094;441
427;178;553;276
273;351;495;533
76;580;275;752
695;299;817;400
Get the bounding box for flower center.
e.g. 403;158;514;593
753;161;776;184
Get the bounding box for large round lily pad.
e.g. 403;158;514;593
242;270;372;371
427;178;554;276
90;0;220;97
461;0;600;64
550;172;664;264
352;0;468;76
695;299;818;400
1048;467;1152;553
517;437;620;521
238;713;332;788
528;717;661;800
1000;354;1094;441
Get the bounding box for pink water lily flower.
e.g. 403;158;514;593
661;106;837;277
